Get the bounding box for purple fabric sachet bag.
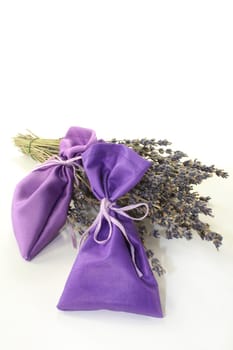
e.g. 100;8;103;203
57;142;163;318
11;126;97;260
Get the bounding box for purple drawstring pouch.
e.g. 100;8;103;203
11;126;97;260
57;143;163;318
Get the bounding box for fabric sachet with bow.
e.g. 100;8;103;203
11;126;97;260
57;142;163;318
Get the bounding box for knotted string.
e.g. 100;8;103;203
79;198;149;278
35;155;82;187
27;137;39;159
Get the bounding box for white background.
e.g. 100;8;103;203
0;1;233;349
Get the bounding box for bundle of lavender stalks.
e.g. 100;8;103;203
14;132;228;275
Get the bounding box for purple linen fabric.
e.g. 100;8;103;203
57;143;163;317
11;126;97;260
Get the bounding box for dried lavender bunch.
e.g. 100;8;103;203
111;138;227;250
14;133;228;274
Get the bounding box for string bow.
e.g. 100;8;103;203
79;198;149;278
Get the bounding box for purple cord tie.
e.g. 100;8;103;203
79;198;149;278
